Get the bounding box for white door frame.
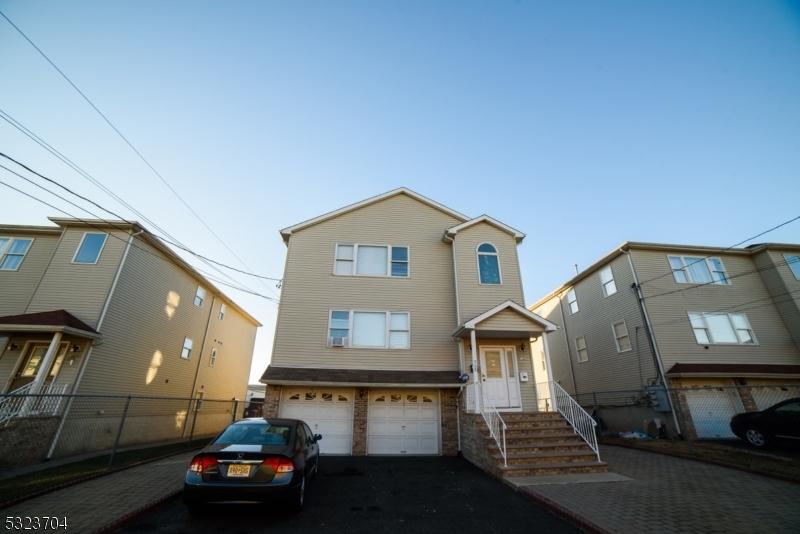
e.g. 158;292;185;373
479;346;522;411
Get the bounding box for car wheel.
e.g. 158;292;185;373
288;476;305;513
744;428;769;447
186;502;204;517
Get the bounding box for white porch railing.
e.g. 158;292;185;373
548;380;600;462
467;382;508;467
0;382;69;425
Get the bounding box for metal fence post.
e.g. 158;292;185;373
188;398;200;448
108;396;131;470
231;399;239;424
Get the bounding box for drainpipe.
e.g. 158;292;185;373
183;295;217;438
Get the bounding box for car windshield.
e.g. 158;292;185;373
214;423;291;446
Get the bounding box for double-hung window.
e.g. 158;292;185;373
328;310;410;349
334;244;409;277
575;336;588;362
668;255;730;285
688;312;756;345
0;237;34;270
612;321;632;352
181;337;194;359
785;254;800;280
567;289;579;314
194;287;206;307
73;233;107;264
218;304;226;321
599;266;617;297
209;347;217;366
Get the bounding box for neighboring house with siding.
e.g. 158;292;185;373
260;188;607;477
0;218;261;405
528;241;800;439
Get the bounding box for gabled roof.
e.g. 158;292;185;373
452;300;557;339
279;188;470;244
0;310;103;340
444;215;526;244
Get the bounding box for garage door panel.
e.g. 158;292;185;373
368;389;440;455
280;388;354;455
684;389;737;439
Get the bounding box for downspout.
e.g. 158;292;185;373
448;233;464;451
183;295;217;438
47;229;139;459
556;294;579;395
624;248;682;434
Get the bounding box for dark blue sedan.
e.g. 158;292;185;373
183;418;321;515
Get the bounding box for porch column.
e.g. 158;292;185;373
28;331;62;395
470;329;478;383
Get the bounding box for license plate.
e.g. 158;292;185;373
227;464;251;477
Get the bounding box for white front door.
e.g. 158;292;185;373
368;390;439;455
280;388;354;454
479;347;521;409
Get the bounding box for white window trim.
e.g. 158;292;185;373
327;309;411;349
71;232;108;265
0;237;35;271
209;347;217;367
687;312;758;345
181;337;194;359
667;255;731;285
575;335;588;362
476;242;503;285
218;304;226;321
784;254;800;281
611;320;632;353
332;243;411;278
566;288;579;314
599;265;617;297
194;286;206;307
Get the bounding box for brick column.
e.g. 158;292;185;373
351;390;368;456
734;380;758;412
668;379;698;441
263;385;282;418
440;389;458;456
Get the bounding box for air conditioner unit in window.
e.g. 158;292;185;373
327;336;349;347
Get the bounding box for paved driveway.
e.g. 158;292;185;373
118;456;580;534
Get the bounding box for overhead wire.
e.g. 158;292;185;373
0;10;278;298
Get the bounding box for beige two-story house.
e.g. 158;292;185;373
260;189;607;477
529;242;800;439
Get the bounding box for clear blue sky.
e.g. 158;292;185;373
1;1;799;383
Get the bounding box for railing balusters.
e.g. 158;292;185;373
548;381;600;462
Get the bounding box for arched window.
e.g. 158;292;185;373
477;243;501;284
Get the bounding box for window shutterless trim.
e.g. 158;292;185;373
181;337;194;359
667;255;731;285
0;237;35;271
599;265;617;297
327;309;411;349
71;232;108;265
566;288;578;314
332;243;411;278
209;347;217;367
686;311;758;345
194;286;206;307
476;243;502;285
611;320;632;353
575;335;588;362
784;254;800;280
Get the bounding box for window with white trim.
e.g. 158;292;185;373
541;350;546;371
194;286;206;307
599;266;617;297
612;321;632;352
334;244;409;277
194;391;204;411
181;337;194;359
218;304;226;321
477;243;501;284
785;254;800;280
73;233;107;264
328;310;410;349
668;255;730;285
209;347;217;366
567;289;579;314
688;312;756;345
575;336;588;362
0;237;34;270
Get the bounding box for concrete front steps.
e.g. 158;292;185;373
483;412;607;477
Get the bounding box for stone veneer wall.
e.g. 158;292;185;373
0;416;60;470
352;392;368;456
440;389;458;456
263;385;282;418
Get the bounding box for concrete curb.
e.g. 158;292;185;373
517;486;613;534
91;489;182;534
602;442;800;485
0;447;201;511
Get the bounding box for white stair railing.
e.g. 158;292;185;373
550;380;600;462
1;382;69;425
472;382;508;467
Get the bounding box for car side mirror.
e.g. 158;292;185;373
314;434;322;441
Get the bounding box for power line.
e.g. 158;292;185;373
0;174;279;303
0;10;277;298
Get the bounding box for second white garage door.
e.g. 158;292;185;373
368;390;440;455
280;388;354;455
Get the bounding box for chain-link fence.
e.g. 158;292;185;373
536;382;800;451
0;393;244;505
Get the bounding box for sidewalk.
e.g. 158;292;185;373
519;445;800;534
3;451;195;534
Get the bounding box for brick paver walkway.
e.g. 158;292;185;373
4;451;195;534
522;445;800;534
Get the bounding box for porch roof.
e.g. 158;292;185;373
666;363;800;379
451;300;558;339
0;310;103;341
260;366;464;388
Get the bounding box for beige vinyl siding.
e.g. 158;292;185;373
752;249;800;352
77;237;252;397
632;249;800;371
272;193;463;371
475;308;544;333
454;222;525;322
529;297;574;393
0;231;61;317
25;228;127;328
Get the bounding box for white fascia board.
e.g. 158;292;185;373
279;188;470;244
444;215;526;244
463;300;558;331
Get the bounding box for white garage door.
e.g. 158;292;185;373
368;390;439;455
684;388;739;439
280;388;354;455
750;383;800;411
